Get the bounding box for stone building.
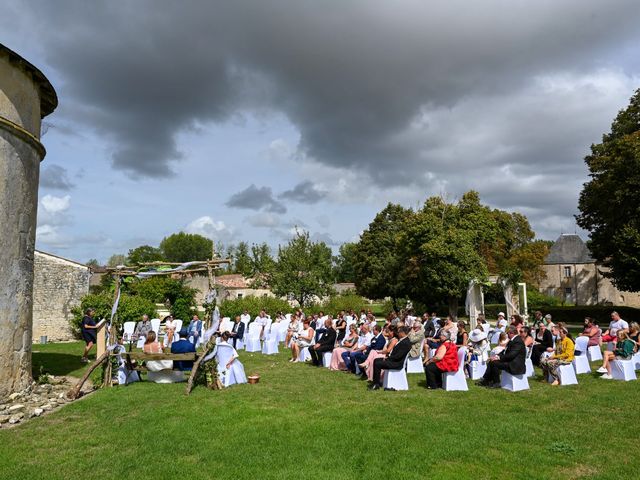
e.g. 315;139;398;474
539;234;640;307
32;251;90;342
186;274;274;304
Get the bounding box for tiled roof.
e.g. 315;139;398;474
214;274;249;289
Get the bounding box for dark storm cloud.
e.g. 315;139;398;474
226;184;287;214
39;164;75;190
280;180;327;204
13;0;640;181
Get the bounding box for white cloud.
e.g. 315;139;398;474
41;194;71;214
245;212;280;228
185;216;235;242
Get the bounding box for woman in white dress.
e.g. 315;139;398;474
163;315;177;345
290;318;315;362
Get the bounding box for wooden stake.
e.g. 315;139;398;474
185;339;220;395
67;351;110;399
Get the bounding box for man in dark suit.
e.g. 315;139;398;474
309;319;337;366
350;324;385;373
228;315;245;349
478;325;526;388
171;329;197;371
369;326;412;390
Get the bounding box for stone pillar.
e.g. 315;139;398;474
0;45;57;397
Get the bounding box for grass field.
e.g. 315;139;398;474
1;341;638;480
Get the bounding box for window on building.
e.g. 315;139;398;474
565;287;572;294
563;266;572;278
237;293;243;299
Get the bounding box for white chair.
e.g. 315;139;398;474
136;336;146;349
443;348;468;391
587;345;603;362
382;357;409;391
500;372;530;392
610;359;637;381
489;331;502;345
150;318;161;336
322;351;332;368
219;317;233;332
406;355;424;374
606;341;615;352
572;337;591;375
215;344;247;387
525;346;534;378
633;352;640;370
297;346;311;362
122;322;135;343
468;360;487;380
261;327;279;355
548;363;578;386
245;322;262;352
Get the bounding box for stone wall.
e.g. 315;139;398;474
32;251;90;342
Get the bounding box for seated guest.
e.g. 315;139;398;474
467;326;489;362
601;311;629;344
476;315;491;333
290;319;315;363
228;315;245;349
365;314;377;332
496;312;508;331
187;314;203;345
510;314;524;329
361;326;397;381
309;319;337;367
285;315;301;347
489;332;508;357
519;326;534;349
330;324;359;370
540;326;575;385
335;314;347;343
216;331;243;372
171;329;197;371
132;314;153;341
597;330;635;379
346;324;385;373
578;317;601;351
143;330;163;353
456;321;469;346
477;326;526;388
369;326;412;390
423;330;459;389
254;310;270;340
629;322;640;345
341;324;374;372
531;322;554;366
407;320;425;359
442;316;458;341
163;315;177;345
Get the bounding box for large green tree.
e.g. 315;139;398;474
159;232;213;263
577;88;640;291
232;241;253;276
127;245;164;265
333;242;357;283
352;203;411;306
269;231;334;306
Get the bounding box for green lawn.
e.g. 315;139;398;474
1;342;637;480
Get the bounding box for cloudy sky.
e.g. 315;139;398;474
3;1;640;263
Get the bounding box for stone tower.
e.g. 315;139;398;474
0;44;57;397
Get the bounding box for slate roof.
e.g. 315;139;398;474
544;234;595;265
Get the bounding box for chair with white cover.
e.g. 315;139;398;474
610;359;637;381
633;352;640;370
500;371;530;392
406;340;425;373
122;322;135;343
245;322;263;352
298;346;311;362
322;351;332;368
469;360;487;380
261;326;279;355
587;345;603;362
606;341;615;352
490;331;502;345
382;357;409;391
219;317;233;333
215;343;247;387
276;321;290;343
548;363;578;386
443;348;468;391
572;337;591;374
525;346;535;377
150;319;161;336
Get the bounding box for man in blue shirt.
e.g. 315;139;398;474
187;314;203;345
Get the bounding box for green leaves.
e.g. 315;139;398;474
159;232;213;263
577;89;640;291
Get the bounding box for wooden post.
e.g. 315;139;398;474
95;319;107;358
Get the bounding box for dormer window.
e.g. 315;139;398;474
564;266;572;278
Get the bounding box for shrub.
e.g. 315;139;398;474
171;297;196;321
69;293;157;339
306;294;367;316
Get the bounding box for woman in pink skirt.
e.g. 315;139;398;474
360;325;397;381
329;324;359;370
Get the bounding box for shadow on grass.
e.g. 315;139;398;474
32;352;86;378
